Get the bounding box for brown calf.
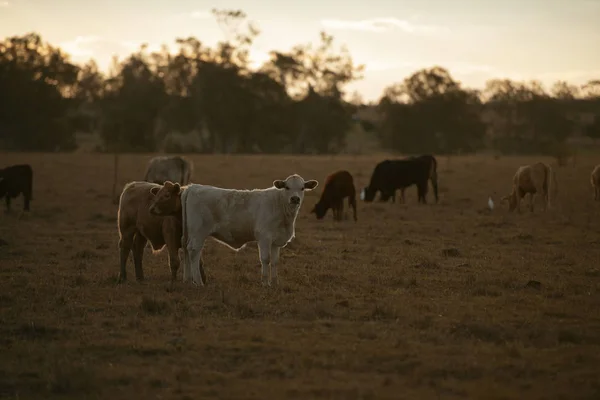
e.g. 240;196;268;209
591;164;600;201
147;180;208;284
311;170;357;221
117;181;196;284
501;162;557;213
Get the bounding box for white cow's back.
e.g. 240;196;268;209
182;184;297;250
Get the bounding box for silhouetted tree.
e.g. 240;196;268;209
378;66;486;154
2;15;597;155
0;33;79;150
99;48;168;152
484;79;573;154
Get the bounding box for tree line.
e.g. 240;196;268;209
1;9;599;155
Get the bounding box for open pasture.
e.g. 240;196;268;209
1;152;600;400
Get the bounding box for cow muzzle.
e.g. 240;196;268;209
290;196;300;205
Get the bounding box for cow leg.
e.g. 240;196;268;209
529;193;535;213
23;192;31;212
349;195;357;222
183;229;208;286
165;243;180;285
118;229;136;282
257;239;272;286
270;245;281;286
181;231;190;282
182;246;206;285
420;183;429;204
337;199;345;221
186;236;206;286
132;233;147;281
400;188;405;204
5;196;11;213
336;199;344;221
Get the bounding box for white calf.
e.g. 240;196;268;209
181;174;318;286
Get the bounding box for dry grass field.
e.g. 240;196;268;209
1;152;600;400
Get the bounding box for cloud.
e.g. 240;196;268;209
364;61;416;72
0;1;10;7
119;40;163;53
59;36;103;58
321;18;448;35
535;69;600;84
57;36;166;70
190;10;211;19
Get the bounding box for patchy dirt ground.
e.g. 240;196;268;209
1;153;600;400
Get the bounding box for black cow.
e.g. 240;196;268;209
0;164;33;212
360;155;438;204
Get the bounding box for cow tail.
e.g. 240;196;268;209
430;156;439;203
181;187;189;279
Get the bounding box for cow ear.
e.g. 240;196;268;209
172;183;181;194
304;180;318;190
273;180;286;189
150;187;160;195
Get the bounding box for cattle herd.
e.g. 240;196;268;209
2;155;600;287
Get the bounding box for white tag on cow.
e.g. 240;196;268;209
360;189;365;201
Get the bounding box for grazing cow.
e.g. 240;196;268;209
360;155;438;204
117;180;205;284
0;164;33;212
144;156;193;185
311;170;357;221
501;162;557;212
179;174;318;286
591;164;600;201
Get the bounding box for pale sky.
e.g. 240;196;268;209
1;0;599;102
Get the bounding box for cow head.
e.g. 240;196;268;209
149;181;182;216
273;174;318;207
500;192;517;212
310;201;328;219
360;186;377;202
